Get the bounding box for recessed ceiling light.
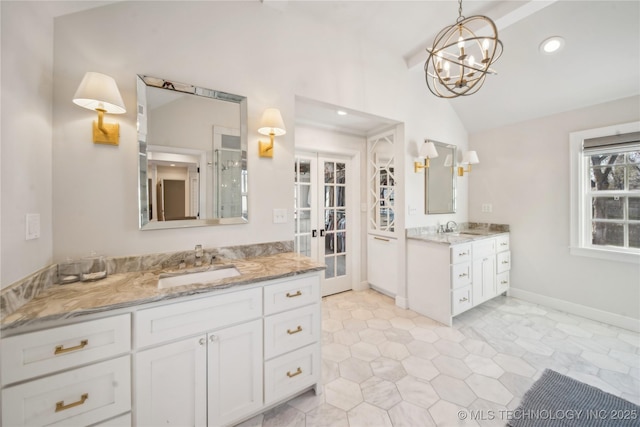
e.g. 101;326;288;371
336;110;348;116
540;36;565;54
170;163;176;167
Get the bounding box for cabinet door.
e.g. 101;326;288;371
367;235;398;295
135;336;207;427
208;319;263;427
472;254;496;305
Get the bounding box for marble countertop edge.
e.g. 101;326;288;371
1;252;325;333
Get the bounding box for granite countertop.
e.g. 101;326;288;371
1;252;325;332
406;226;509;246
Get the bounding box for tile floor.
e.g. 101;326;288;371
237;290;640;427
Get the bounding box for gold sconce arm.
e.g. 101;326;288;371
414;158;431;173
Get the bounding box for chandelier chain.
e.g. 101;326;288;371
457;0;465;23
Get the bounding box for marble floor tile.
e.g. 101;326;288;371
347;402;393;427
238;289;640;427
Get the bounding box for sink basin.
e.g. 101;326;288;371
447;231;486;237
157;265;241;289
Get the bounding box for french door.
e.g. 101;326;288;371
294;153;352;296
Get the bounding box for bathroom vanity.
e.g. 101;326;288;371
0;251;323;427
406;225;511;326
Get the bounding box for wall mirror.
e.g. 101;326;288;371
425;141;456;214
137;75;248;230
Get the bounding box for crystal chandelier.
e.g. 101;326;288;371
424;0;503;98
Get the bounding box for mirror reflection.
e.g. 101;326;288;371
137;75;248;229
425;141;456;214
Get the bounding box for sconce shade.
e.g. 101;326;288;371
444;154;453;167
73;72;126;114
258;108;286;136
462;150;480;164
419;141;439;158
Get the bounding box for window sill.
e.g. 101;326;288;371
570;246;640;264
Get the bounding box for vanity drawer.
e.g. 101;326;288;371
472;238;496;259
451;286;472;315
264;344;320;405
136;287;262;348
264;304;320;359
450;262;471;289
264;274;320;315
497;271;510;294
450;243;471;264
1;314;130;385
497;251;511;273
1;356;131;427
496;234;510;252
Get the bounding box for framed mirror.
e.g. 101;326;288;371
137;75;248;230
425;141;456;214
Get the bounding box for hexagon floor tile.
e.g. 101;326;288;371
236;289;640;426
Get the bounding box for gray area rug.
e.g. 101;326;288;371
506;369;640;427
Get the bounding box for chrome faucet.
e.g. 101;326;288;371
195;244;203;267
445;221;457;233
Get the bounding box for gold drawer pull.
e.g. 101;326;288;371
287;325;303;335
459;297;468;303
501;280;508;284
501;260;509;264
458;273;468;278
458;252;468;256
54;339;88;355
287;367;302;378
286;290;302;298
500;242;508;246
55;393;88;412
374;237;390;242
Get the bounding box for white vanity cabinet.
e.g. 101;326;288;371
134;287;263;427
1;314;132;426
407;233;511;326
367;234;399;296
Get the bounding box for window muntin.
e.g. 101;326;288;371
586;149;640;251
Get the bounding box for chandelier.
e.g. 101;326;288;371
424;0;503;98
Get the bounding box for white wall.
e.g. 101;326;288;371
469;96;640;322
49;1;468;263
1;2;54;288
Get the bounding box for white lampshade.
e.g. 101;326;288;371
258;108;286;136
444;154;453;167
73;72;126;114
419;141;439;158
461;150;480;164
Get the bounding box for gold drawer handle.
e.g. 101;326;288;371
500;242;508;246
54;339;88;355
286;290;302;298
458;252;468;256
501;260;509;264
55;393;88;412
459;297;468;303
501;280;508;284
287;325;303;335
458;273;468;278
287;367;302;378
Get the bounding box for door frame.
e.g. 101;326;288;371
295;148;363;294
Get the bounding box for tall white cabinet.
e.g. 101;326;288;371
366;128;405;301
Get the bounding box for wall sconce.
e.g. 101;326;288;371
72;72;126;145
458;150;480;176
258;108;286;158
414;140;439;172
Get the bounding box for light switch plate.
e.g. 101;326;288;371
26;213;40;240
273;209;288;224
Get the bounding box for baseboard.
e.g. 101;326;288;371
395;296;408;309
508;288;640;333
354;280;370;292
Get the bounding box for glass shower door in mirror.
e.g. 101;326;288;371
295;153;352;296
368;131;396;235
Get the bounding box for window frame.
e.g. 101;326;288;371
569;121;640;263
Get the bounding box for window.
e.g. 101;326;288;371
570;123;640;262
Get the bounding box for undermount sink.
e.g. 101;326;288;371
157;265;241;289
447;231;486;237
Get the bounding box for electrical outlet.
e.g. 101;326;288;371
481;203;493;213
26;213;40;240
273;209;288;224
